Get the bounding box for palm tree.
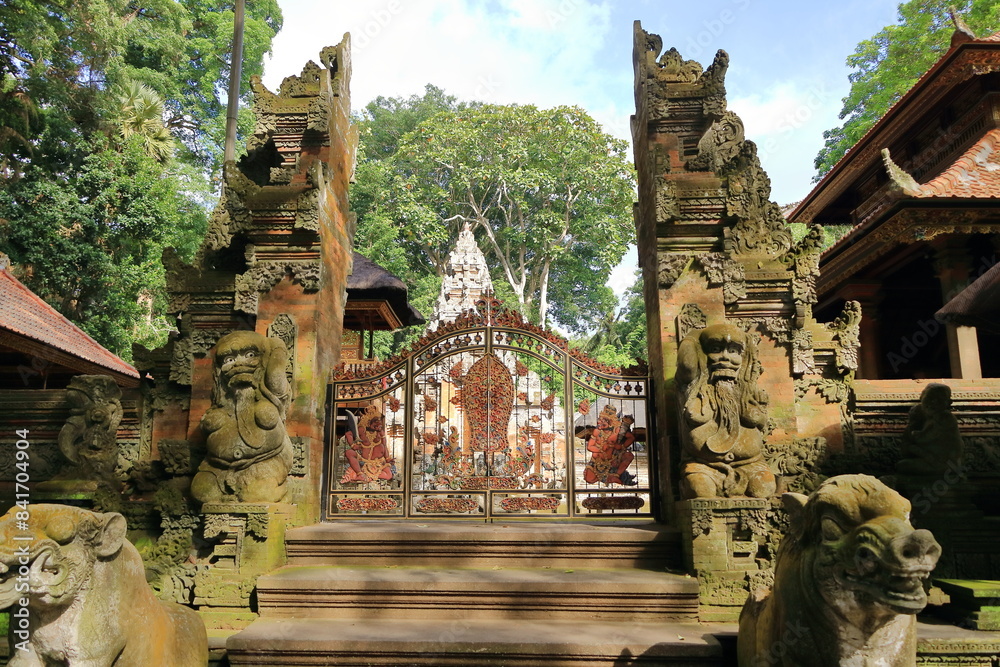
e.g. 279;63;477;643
115;79;173;162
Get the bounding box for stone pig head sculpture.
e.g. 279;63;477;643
738;474;940;667
0;504;207;666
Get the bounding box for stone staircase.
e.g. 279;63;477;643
225;521;730;666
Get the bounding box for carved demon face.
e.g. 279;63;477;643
786;475;941;619
700;324;745;383
0;505;126;610
366;414;384;434
216;331;266;390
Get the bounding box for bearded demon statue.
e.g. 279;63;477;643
676;323;775;499
191;331;293;503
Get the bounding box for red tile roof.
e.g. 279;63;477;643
819;130;1000;260
790;35;1000;223
909;127;1000;199
0;260;139;383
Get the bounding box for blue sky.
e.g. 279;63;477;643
263;0;903;294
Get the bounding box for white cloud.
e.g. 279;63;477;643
606;245;638;300
264;1;618;115
729;79;846;204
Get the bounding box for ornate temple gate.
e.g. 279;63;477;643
323;298;653;520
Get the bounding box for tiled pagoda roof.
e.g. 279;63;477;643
791;31;1000;225
0;258;139;384
906;127;1000;199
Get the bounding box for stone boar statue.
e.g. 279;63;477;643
0;504;207;666
738;475;940;667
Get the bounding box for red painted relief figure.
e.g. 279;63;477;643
340;404;395;484
583;404;637;485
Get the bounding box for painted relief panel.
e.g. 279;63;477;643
408;344;569;517
572;375;651;516
325;304;650;519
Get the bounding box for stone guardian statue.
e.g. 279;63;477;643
191;331;293;503
0;504;208;665
738;475;941;666
895;383;963;478
49;375;124;491
676;323;775;498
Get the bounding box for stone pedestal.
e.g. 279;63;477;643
936;579;1000;630
195;502;294;630
677;498;777;622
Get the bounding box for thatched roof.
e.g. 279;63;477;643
348;252;408;292
345;252;425;330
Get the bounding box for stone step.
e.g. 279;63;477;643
256;565;699;622
226;617;725;666
284;521;683;569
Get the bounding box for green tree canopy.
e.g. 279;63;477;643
0;0;282;358
574;271;647;369
815;1;1000;177
383;103;636;332
0;136;207;353
0;0;282;176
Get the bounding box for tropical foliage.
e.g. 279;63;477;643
352;86;637;357
815;1;1000;177
0;0;282;358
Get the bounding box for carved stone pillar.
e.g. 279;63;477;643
676;498;776;622
934;241;982;379
837;282;882;380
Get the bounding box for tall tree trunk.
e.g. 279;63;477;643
538;259;551;329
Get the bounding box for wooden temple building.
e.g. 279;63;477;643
790;28;1000;382
786;23;1000;533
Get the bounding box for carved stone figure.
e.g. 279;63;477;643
676;323;775;498
738;475;941;667
0;504;207;666
55;375;124;488
896;383;964;477
192;330;293;503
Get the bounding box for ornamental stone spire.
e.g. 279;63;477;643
428;222;494;330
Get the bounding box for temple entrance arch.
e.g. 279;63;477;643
323;297;654;520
